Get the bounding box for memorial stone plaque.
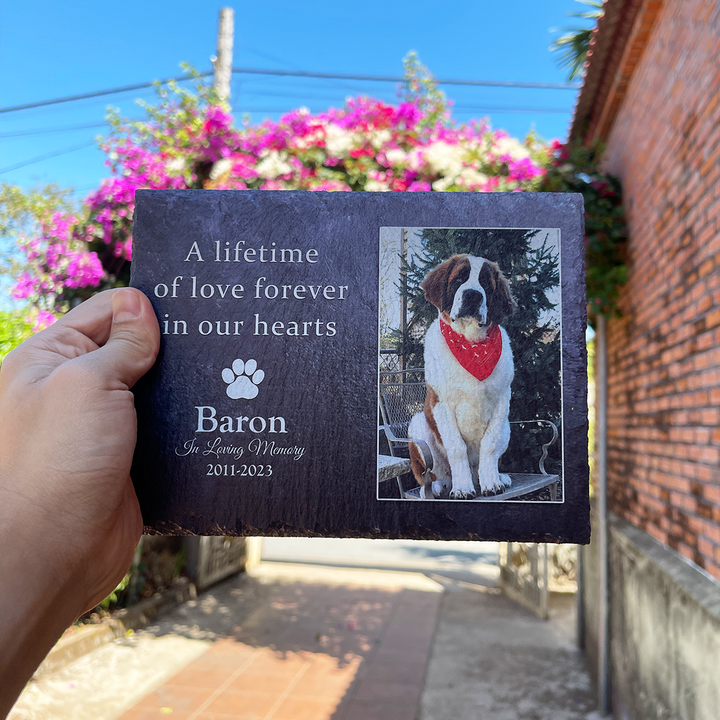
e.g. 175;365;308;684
131;190;590;542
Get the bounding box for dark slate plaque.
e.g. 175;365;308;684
131;190;589;543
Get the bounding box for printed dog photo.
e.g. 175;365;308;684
378;227;563;502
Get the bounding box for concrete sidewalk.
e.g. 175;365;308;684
9;539;598;720
422;585;598;719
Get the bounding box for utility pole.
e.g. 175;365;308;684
213;7;234;105
400;228;408;371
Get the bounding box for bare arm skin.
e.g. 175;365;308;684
0;289;160;717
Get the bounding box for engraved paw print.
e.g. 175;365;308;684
222;359;265;399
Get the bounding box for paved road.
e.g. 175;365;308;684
10;538;599;720
261;537;500;579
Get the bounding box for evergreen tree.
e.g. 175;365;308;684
397;228;562;475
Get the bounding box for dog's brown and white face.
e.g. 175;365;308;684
421;254;516;342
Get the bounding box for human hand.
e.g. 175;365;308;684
0;288;159;715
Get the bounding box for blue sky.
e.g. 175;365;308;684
0;0;590;200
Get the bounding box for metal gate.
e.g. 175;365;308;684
184;536;247;591
498;542;549;620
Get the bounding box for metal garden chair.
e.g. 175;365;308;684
379;368;561;501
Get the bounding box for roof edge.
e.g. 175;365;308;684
569;0;664;145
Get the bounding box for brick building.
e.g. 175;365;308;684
572;0;720;718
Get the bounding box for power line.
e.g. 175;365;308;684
0;87;161;122
239;86;376;101
0;122;107;139
0;89;570;142
243;47;386;98
0;72;213;114
0;67;580;115
240;79;391;100
0;118;148;139
232;67;580;90
0;107;568;173
0;141;98;174
451;105;570;114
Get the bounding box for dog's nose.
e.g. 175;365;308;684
459;289;483;315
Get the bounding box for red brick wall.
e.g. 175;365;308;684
601;0;720;579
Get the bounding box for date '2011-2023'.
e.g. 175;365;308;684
206;464;272;477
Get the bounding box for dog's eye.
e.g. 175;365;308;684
449;266;470;290
449;276;466;297
478;263;497;292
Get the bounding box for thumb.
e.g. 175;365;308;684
90;288;161;389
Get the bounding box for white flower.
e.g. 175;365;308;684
365;180;390;192
325;123;355;157
209;158;233;180
423;141;465;176
166;157;186;173
256;151;292;179
405;150;422;171
431;176;455;192
369;129;392;149
457;168;488;188
384;148;406;166
493;137;531;160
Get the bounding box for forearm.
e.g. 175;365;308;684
0;508;83;717
0;589;79;718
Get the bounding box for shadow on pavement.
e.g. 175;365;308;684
143;570;429;667
135;567;442;720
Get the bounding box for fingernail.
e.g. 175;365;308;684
112;289;142;323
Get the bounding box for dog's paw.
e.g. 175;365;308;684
450;487;477;500
420;484;434;500
432;477;452;498
446;463;477;500
222;359;265;399
479;471;510;496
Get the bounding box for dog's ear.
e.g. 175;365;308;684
482;261;517;324
421;255;466;312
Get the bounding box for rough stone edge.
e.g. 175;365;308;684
608;512;720;619
32;578;197;680
112;576;197;630
32;623;120;679
134;190;589;544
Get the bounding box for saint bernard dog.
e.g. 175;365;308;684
409;254;516;499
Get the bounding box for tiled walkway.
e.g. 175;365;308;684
117;575;441;720
10;541;596;720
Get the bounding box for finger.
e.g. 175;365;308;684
1;289;157;386
5;290;117;373
52;290;117;346
1;292;116;383
77;288;161;389
36;290;118;348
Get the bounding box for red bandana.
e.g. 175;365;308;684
440;320;503;381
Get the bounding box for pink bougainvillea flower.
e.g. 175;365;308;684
15;87;553;315
32;310;58;332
